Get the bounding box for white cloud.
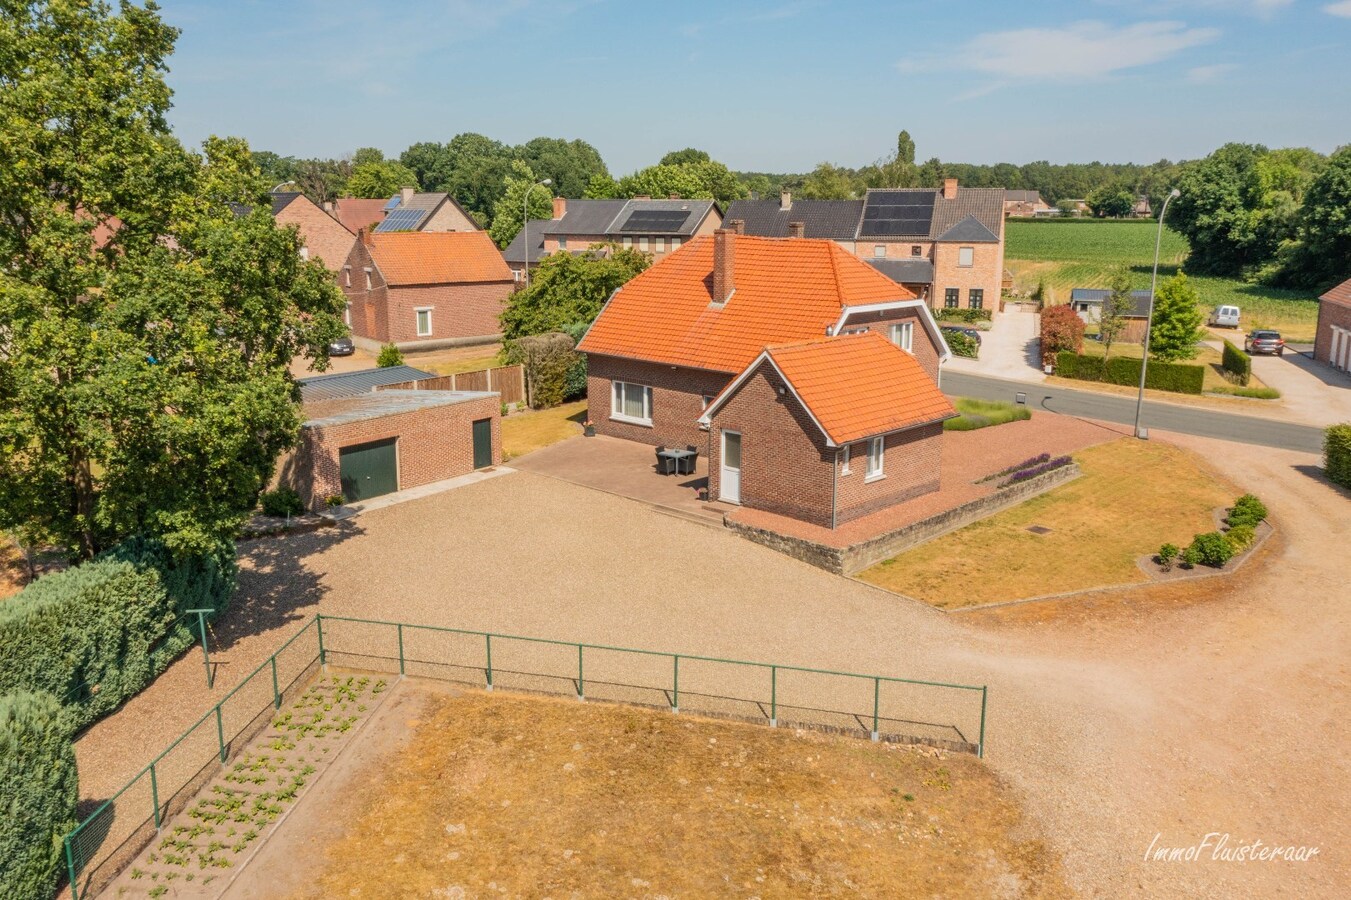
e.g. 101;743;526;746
1324;1;1351;17
1187;62;1238;81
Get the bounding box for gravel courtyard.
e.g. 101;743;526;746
75;432;1348;898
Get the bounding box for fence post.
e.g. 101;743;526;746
452;373;459;391
671;655;679;713
316;615;326;669
485;633;493;690
66;836;79;900
577;644;584;700
871;677;880;742
271;655;280;709
978;686;987;759
770;666;777;727
397;623;406;677
215;705;227;762
151;762;161;830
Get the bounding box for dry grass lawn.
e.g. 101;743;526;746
288;690;1068;899
858;438;1238;608
501;400;587;460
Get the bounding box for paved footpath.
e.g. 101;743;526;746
75;436;1349;898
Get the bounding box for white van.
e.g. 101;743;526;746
1208;305;1241;329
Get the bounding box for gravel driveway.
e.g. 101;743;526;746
75;436;1348;898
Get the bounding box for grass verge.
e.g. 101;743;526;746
501;400;587;460
945;397;1032;431
289;690;1069;899
858;438;1236;608
1074;339;1277;397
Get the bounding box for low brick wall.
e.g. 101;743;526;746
725;464;1081;576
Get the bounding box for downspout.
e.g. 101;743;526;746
831;448;839;530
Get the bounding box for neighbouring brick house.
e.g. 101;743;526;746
578;230;955;527
326;197;388;233
374;188;480;233
1315;276;1351;374
1068;288;1152;343
1003;189;1051;217
276;369;501;509
724;180;1006;313
340;229;515;349
503;197;722;280
235;191;358;275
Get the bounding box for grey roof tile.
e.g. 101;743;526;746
867;258;935;285
297;365;435;402
540;199;627;236
303;389;498;427
1069;288;1154;317
722;199;864;240
503;219;547;265
935;214;1000;243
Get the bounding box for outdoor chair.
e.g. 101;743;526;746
655;445;673;475
681;445;699;475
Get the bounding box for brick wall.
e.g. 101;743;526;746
832;424;943;524
276;195;357;274
276;395;501;511
705;361;836;526
340;239;390;342
932;241;1002;313
837;306;942;381
859;239;933;261
421;201;479;233
1314;299;1351;368
384;282;513;343
587;355;731;449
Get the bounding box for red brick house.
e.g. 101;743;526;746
340;229;515;349
579;231;954;526
1315;276;1351;374
234;191;359;275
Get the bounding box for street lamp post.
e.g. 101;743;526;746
523;178;552;291
1133;188;1181;440
271;180;297;193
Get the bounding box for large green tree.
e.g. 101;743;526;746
1087;183;1135;218
500;247;650;339
1278;145;1351;290
1148;274;1204;362
617;159;747;205
345;158;419;198
799;162;859;199
517;137;608;199
0;1;346;559
489;161;555;249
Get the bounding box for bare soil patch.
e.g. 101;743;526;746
265;687;1068;899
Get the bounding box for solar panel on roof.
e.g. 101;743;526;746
383;195;403;211
375;208;425;232
617;209;691;233
860;191;936;237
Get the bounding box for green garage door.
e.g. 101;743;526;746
472;418;493;469
339;438;398;502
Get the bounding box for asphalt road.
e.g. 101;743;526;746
941;371;1326;454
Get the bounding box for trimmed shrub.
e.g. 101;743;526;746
986;453;1050;481
944;330;979;358
1158;543;1179;571
0;538;236;730
935;308;993;323
1225;494;1268;528
1180;543;1201;568
1189;531;1235;568
376;343;404;367
1225;524;1256;552
1054;352;1205;394
0;691;78;900
1221;339;1252;387
1000;455;1072;487
1040;304;1085;364
1325;423;1351;489
259;487;304;518
505;332;577;409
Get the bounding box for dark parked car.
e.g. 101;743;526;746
328;336;356;356
1244;330;1284;356
940;325;982;346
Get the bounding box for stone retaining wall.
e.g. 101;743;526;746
725;463;1081;576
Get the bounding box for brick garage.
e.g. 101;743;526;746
276;390;500;511
1314;277;1351;372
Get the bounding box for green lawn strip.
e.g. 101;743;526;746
944;397;1032;431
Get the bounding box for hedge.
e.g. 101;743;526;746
944;330;979;358
1055;351;1205;394
935;308;993;323
0;691;78;900
1326;423;1351;489
0;537;236;730
1221;339;1251;386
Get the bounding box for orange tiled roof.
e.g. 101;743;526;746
333;198;387;233
1321;277;1351;307
367;231;513;286
762;332;955;445
578;234;916;373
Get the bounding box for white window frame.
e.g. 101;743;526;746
622;236;632;249
866;436;885;481
654;237;665;252
364;268;373;290
557;237;568;250
344;266;352;288
670;237;681;250
299;246;310;261
873;244;886;258
415;307;433;337
840;444;851;476
344;301;351;326
958;246;974;267
889;321;914;353
610;381;653;426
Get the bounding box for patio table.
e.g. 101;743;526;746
658;448;692;475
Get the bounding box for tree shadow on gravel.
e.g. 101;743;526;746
214;521;366;652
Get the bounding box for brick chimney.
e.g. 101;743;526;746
712;229;735;305
322;200;335;215
400;186;415;205
727;218;745;235
943;178;958;200
780;190;792;211
787;221;805;238
357;226;372;246
552;196;567;220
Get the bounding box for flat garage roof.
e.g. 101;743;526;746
303;389;497;428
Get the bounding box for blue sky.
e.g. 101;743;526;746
162;0;1350;173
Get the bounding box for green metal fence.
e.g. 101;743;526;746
63;613;987;899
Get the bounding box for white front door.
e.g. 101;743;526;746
720;430;742;504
